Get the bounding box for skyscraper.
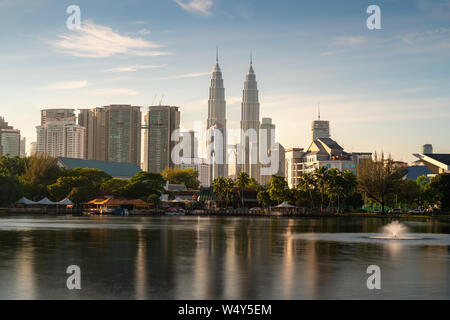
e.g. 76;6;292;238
207;50;228;180
36;109;85;159
0;116;21;157
260;118;275;185
144;105;180;173
239;55;260;182
79;105;141;165
311;107;330;141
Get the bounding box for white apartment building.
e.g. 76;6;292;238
36;121;85;159
285;138;371;189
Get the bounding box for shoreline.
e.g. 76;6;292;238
0;210;449;221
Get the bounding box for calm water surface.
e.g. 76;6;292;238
0;215;449;300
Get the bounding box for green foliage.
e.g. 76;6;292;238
256;186;273;207
21;155;62;186
268;175;290;204
147;193;162;212
121;172;166;199
357;152;406;213
236;171;250;207
100;178;129;196
212;176;235;208
0;155;29;176
47;168;112;203
430;173;450;210
0;174;22;206
161;167;200;190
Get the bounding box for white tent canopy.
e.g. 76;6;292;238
275;202;297;208
15;197;73;206
36;197;56;205
57;198;73;205
15;197;38;205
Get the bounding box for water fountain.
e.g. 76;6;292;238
369;221;422;240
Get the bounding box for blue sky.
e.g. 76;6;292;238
0;0;449;161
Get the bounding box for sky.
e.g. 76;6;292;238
0;0;449;162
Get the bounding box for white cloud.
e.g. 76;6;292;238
104;64;166;72
162;71;211;79
331;36;365;46
137;28;151;35
49;20;170;58
90;88;141;96
44;80;87;90
174;0;213;16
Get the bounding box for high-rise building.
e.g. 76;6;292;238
260;118;275;184
79;105;142;165
36;110;85;159
30;142;37;156
206;51;228;181
144;105;180;173
178;130;198;170
422;144;433;154
20;137;26;157
239;56;261;182
0;116;21;157
198;159;211;187
311;108;330;141
41;109;76;125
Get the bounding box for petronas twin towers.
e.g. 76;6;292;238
207;51;261;183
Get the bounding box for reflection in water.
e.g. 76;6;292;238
135;226;147;300
0;216;449;300
14;235;35;300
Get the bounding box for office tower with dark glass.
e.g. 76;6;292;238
0;116;21;157
144;105;180;173
79;105;141;165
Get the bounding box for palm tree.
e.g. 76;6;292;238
224;177;235;208
236;171;250;208
314;166;329;213
212;177;227;208
297;172;316;209
326;168;344;213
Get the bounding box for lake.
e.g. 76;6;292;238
0;215;449;299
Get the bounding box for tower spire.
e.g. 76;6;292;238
318;103;321;120
250;49;253;65
216;46;219;63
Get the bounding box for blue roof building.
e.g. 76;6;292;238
57;157;141;179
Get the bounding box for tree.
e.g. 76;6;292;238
313;166;329;212
0;155;29;176
268;175;289;204
68;187;92;205
236;171;250;207
21;155;62;187
122;172;166;199
161;167;200;190
0;174;22;206
100;178;128;196
416;175;437;208
430;173;450;211
341;170;358;211
147;194;162;213
326;168;345;212
257;187;272;207
212;177;227;208
357;152;406;214
212;177;235;208
297;172;316;209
